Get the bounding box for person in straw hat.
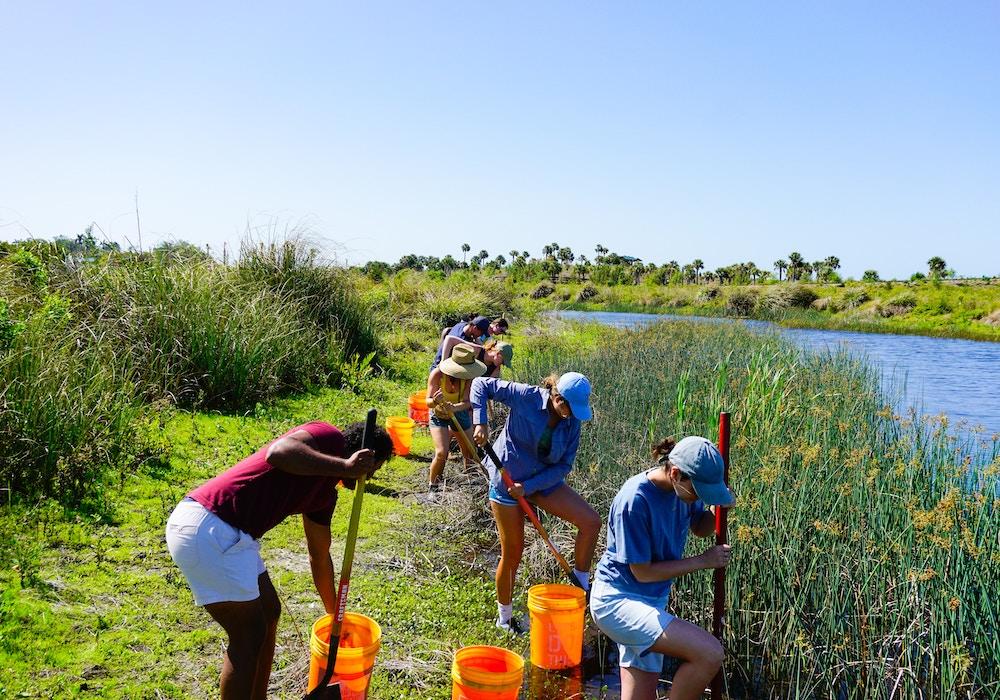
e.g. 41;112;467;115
425;343;488;490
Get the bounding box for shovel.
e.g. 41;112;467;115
304;408;377;700
447;411;584;590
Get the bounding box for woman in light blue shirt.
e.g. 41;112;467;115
470;372;601;635
590;436;735;700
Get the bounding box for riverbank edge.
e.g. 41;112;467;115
541;298;1000;343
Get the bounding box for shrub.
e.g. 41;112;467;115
696;285;721;303
531;281;555;299
763;284;818;311
886;292;917;309
577;284;599;302
842;289;870;309
811;297;837;312
726;289;758;316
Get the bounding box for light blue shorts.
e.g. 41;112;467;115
589;579;674;674
488;481;560;507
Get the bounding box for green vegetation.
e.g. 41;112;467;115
361;242;1000;342
2;236;999;697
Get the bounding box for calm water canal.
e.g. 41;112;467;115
552;310;1000;439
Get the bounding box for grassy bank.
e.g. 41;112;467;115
3;317;998;698
522;278;1000;342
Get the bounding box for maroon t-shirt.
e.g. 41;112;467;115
188;421;345;539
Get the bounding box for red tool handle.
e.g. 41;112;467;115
710;411;731;698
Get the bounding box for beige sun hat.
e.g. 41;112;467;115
439;343;488;380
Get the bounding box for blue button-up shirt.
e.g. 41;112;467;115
470;377;582;496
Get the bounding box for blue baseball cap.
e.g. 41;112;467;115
556;372;592;421
668;436;734;506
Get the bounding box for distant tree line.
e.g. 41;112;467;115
358;242;964;286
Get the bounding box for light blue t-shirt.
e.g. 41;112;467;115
595;470;705;601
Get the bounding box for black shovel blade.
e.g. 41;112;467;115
304;677;342;700
304;682;342;700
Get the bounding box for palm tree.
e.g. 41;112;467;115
774;259;787;282
787;252;804;281
811;261;824;282
692;259;704;284
558;247;575;265
461;243;470;264
542;244;554;259
928;256;947;278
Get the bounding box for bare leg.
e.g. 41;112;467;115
205;597;270;700
529;483;602;571
620;666;660;700
251;572;281;700
646;618;723;700
490;501;525;605
428;424;450;485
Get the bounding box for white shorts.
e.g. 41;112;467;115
589;579;675;674
165;499;266;606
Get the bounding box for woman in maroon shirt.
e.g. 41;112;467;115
166;420;393;700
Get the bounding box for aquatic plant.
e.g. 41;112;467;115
517;321;999;697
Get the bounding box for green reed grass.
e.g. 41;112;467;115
517;321;999;698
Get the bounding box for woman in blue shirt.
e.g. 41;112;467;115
470;372;601;635
590;436;735;700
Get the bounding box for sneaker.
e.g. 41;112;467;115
495;615;527;636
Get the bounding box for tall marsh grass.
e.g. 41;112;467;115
0;238;380;502
517;321;999;697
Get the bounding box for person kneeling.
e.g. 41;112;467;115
589;436;735;700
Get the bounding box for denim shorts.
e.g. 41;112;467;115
165;499;265;606
589;579;675;673
488;481;560;506
430;410;472;430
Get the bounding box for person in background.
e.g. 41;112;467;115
479;317;510;343
426;344;488;489
589;436;735;700
439;334;514;379
471;372;601;634
432;316;491;370
165;420;393;700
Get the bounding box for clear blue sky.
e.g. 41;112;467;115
2;2;997;279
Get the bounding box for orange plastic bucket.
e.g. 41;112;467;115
308;612;382;700
386;416;415;456
528;583;587;670
451;645;524;700
408;391;429;426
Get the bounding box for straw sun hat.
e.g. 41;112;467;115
439;344;488;380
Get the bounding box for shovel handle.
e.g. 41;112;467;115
447;411;582;589
306;409;376;699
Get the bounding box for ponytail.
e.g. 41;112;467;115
541;373;561;396
652;437;677;467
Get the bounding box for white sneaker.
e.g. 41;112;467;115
495;615;527;636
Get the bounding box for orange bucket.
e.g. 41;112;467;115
528;584;587;670
451;645;524;700
308;612;382;700
386;416;415;456
408;391;429;426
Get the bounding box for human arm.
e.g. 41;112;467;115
629;545;732;583
691;504;717;538
266;430;373;477
440;336;484;362
469;377;532;427
520;419;580;495
303;514;337;614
